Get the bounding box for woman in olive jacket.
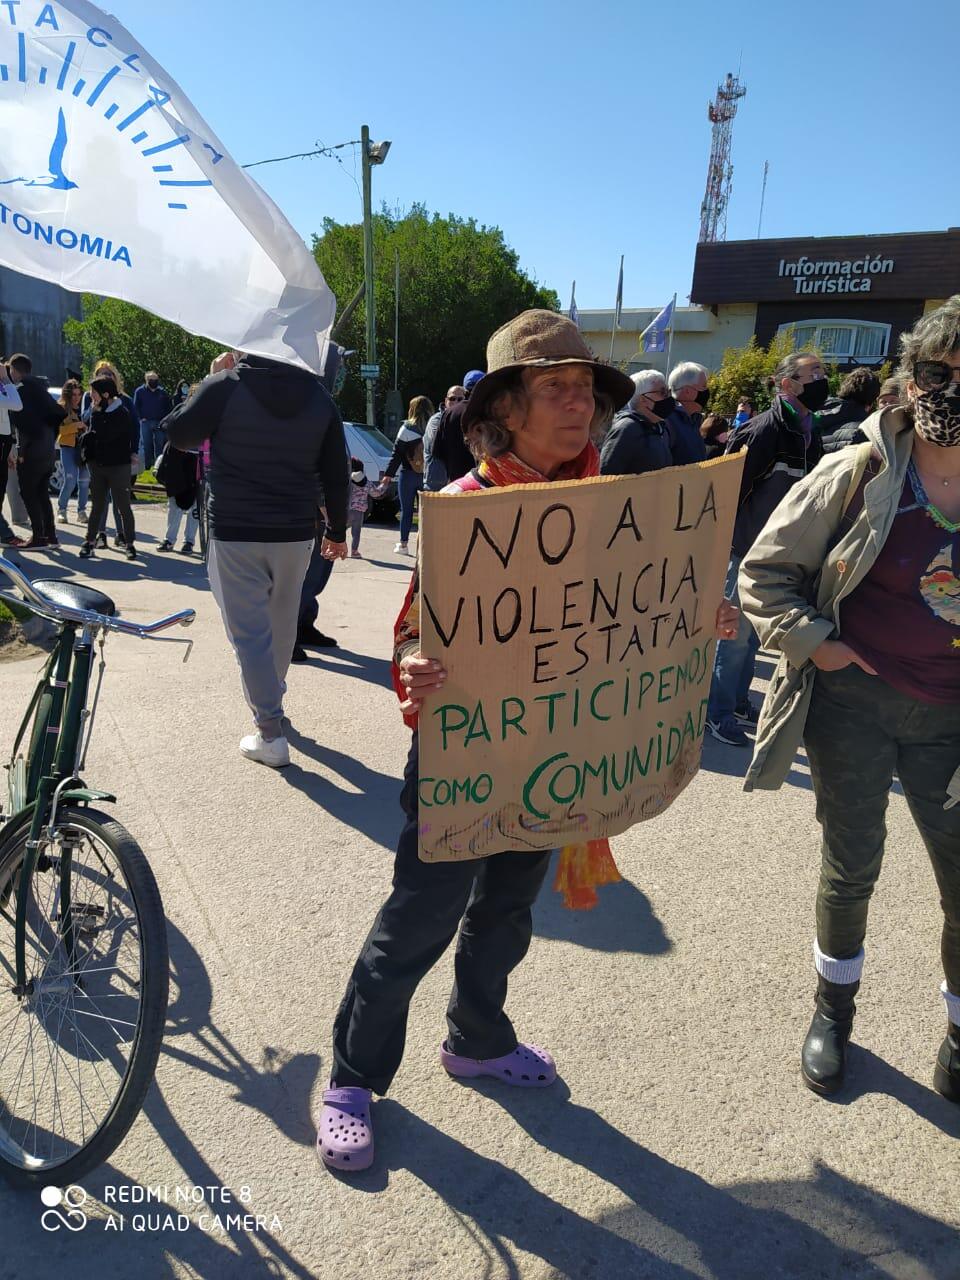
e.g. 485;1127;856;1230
739;297;960;1104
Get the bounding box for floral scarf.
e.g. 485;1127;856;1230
391;442;622;909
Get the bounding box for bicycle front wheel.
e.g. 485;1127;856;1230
195;485;209;566
0;806;168;1187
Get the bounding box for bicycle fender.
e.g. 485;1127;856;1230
61;789;116;804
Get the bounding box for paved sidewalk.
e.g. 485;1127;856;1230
0;506;957;1280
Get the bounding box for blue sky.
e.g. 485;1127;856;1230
130;0;954;311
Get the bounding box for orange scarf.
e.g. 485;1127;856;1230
394;443;622;909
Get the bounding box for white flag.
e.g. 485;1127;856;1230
0;1;335;372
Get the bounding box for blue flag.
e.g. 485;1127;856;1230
640;298;675;353
568;282;580;329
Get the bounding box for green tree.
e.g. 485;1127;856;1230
64;296;221;393
708;330;797;417
313;204;559;423
710;331;892;416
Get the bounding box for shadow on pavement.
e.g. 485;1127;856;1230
700;735;816;792
0;915;320;1278
359;557;414;571
5;539;211;599
282;729;401;851
335;1086;957;1278
821;1045;960;1137
533;852;672;955
295;646;392;689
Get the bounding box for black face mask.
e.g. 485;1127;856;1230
694;387;711;409
651;394;676;419
148;379;159;389
796;377;829;411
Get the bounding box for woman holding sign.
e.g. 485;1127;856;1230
318;311;740;1174
739;297;960;1103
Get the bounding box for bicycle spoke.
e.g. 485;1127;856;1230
0;818;154;1175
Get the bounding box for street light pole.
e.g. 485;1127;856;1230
359;125;392;428
361;124;376;427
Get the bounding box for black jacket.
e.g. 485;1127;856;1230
819;396;869;453
599;410;673;476
86;402;138;467
665;406;707;465
155;443;197;506
385;420;425;478
724;396;824;557
822;423;867;453
163;355;348;543
430;400;475;486
10;375;65;464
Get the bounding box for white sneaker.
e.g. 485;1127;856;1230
394;542;409;555
239;733;290;768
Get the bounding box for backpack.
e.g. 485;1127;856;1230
77;428;97;466
408;437;424;474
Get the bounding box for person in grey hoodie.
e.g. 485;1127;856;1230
164;351;349;768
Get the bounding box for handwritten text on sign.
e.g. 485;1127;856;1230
417;455;744;860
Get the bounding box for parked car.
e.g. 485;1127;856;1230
343;420;400;523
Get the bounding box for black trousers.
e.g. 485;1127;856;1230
332;735;551;1095
16;454;55;541
86;463;135;547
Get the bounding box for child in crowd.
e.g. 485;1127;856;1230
348;457;371;558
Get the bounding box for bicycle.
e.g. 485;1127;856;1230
0;555;195;1187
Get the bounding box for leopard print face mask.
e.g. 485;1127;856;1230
914;385;960;447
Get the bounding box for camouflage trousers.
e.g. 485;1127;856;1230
804;665;960;991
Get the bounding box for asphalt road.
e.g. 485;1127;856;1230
0;505;957;1280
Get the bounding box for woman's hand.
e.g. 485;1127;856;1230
398;652;447;714
715;598;740;640
211;352;236;374
320;537;347;561
810;640;877;675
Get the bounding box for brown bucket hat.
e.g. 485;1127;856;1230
463;309;635;427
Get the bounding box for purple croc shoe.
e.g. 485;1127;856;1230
317;1086;374;1172
440;1041;557;1087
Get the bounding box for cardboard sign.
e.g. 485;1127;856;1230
416;454;744;860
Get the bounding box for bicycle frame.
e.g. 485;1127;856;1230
0;550;194;999
5;621;109;996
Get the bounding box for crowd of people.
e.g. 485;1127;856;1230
1;297;958;1178
319;302;959;1174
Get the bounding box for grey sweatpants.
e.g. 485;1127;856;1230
208;538;313;739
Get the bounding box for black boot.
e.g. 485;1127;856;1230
933;1024;960;1104
801;976;859;1095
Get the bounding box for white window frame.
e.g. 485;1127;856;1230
776;319;891;364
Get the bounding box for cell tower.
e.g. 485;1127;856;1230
698;72;747;244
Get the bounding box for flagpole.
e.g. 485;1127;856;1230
608;255;623;363
664;292;677;376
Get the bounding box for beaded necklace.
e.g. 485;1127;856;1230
907;460;960;534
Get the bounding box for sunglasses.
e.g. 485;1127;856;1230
913;360;960;392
